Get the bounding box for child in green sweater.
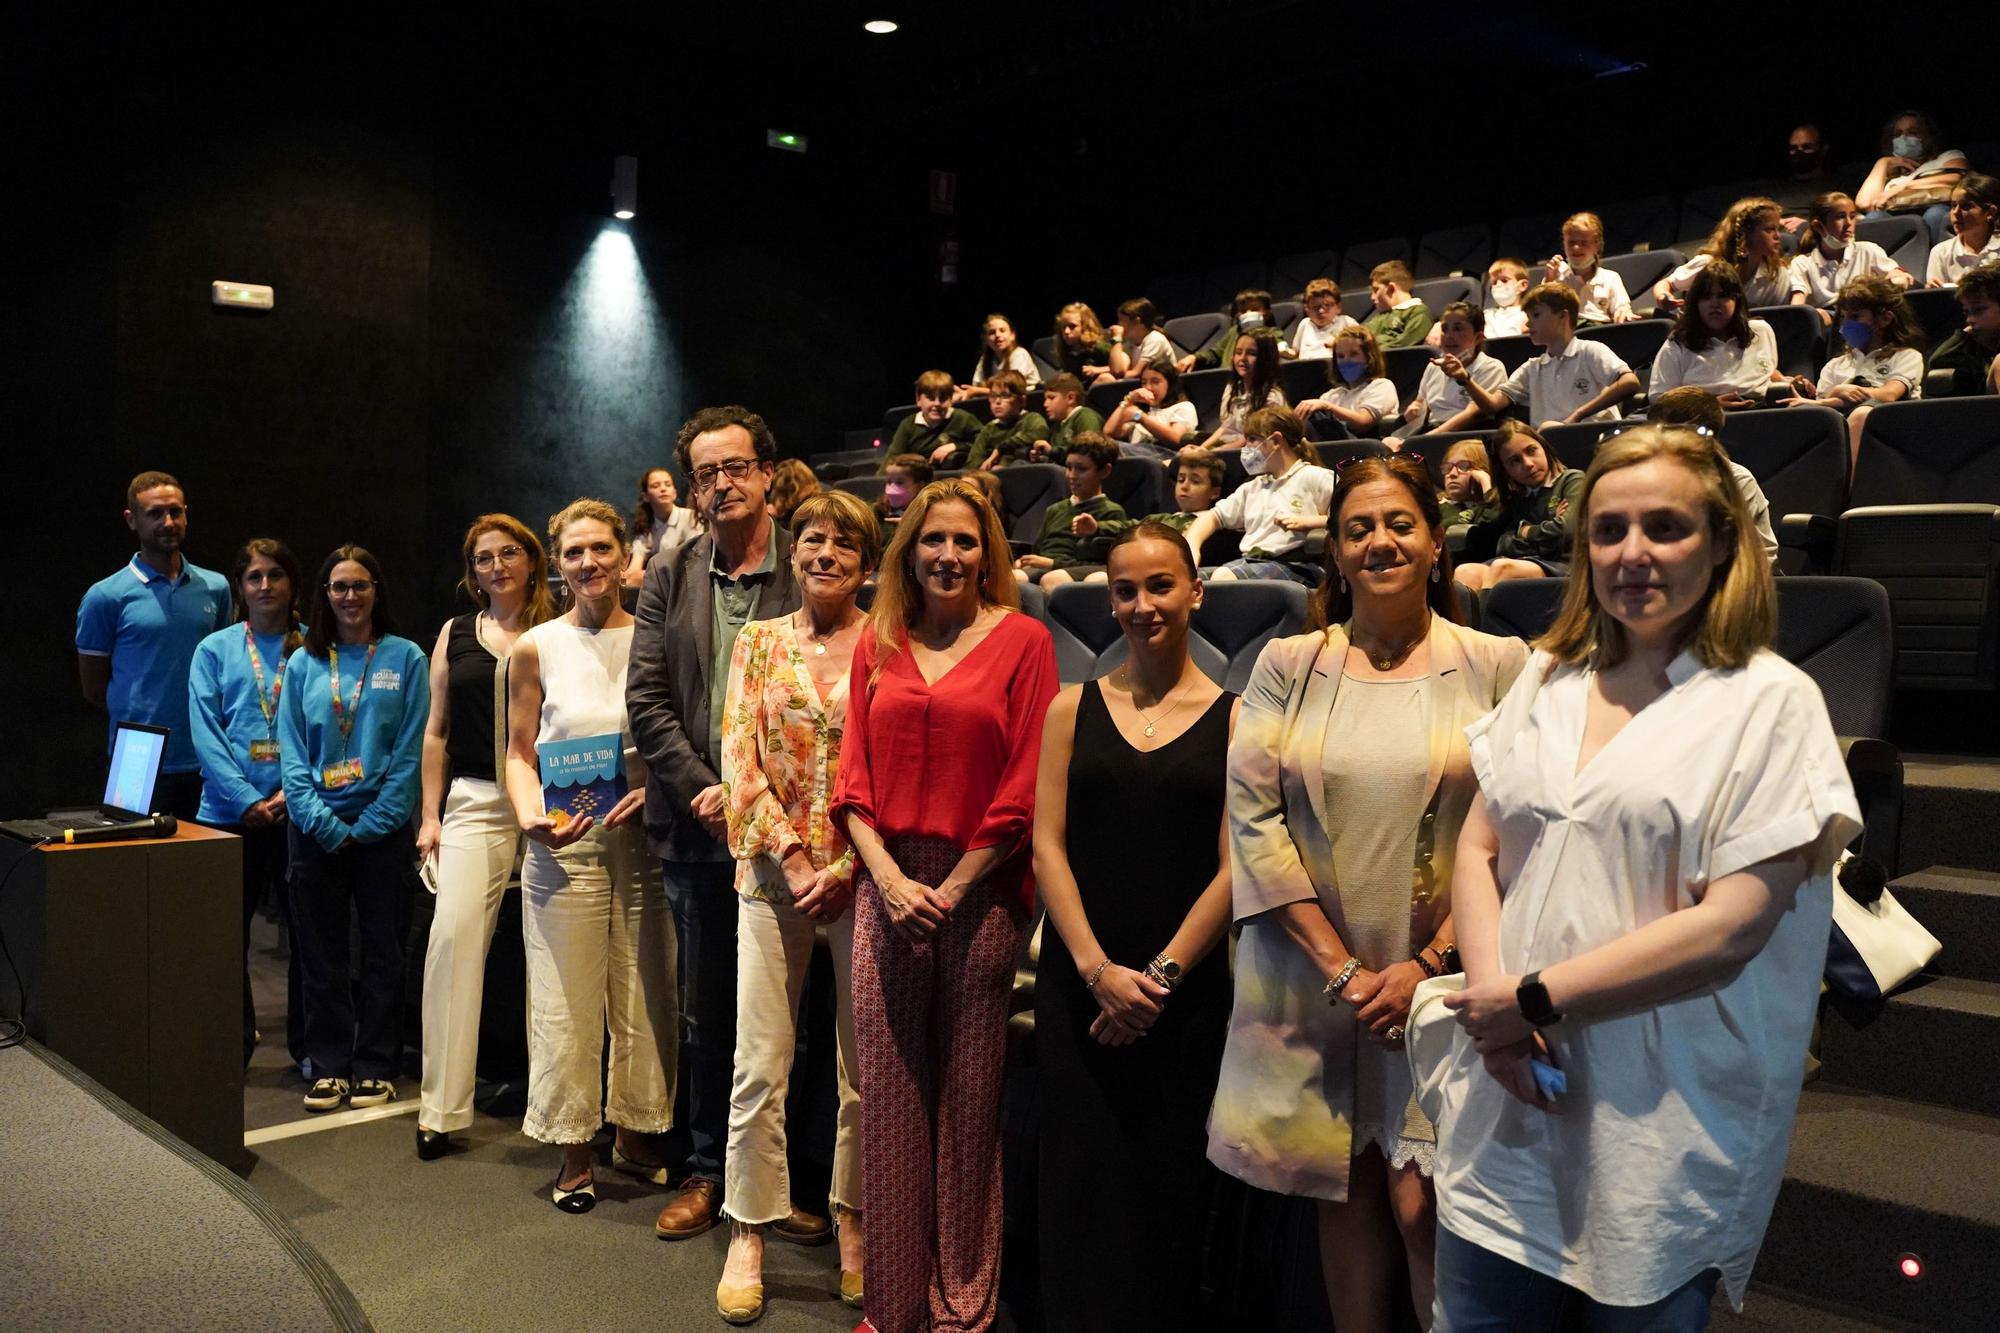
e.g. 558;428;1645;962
883;369;982;471
964;369;1051;470
1013;434;1127;585
1047;447;1229;587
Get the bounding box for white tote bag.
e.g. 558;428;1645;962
1825;850;1940;1001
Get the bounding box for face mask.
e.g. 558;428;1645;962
1818;230;1847;252
1891;134;1924;161
1240;443;1270;476
1337;360;1366;385
1238;311;1265;331
1491;281;1523;307
1839;319;1876;352
1788;147;1823;169
884;482;913;509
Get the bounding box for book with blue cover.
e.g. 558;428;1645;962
538;732;626;830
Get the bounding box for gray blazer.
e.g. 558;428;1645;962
627;522;800;861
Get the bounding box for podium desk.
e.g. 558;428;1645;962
0;822;242;1166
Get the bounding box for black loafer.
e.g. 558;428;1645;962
416;1128;451;1161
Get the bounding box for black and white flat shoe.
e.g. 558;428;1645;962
552;1176;597;1214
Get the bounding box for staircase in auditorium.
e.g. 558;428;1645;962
1730;754;2000;1331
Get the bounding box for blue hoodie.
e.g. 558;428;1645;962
187;623;298;825
278;636;430;852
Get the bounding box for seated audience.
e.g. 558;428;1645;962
1857;109;1969;239
1052;302;1113;382
1789;192;1912;324
1292;277;1361;359
1296;326;1398;439
1437;440;1501;529
1650;265;1781;406
1452;422;1582;593
1034;372;1105;461
1481;257;1532;340
1928;174;2000;288
1180;406;1335;585
1014;433;1127;585
874;454;932;543
1773;122;1838;221
625;468;703;587
960;311;1040;401
1930;261;2000;395
1364;261;1435;349
1543;212;1634;324
1393;303;1507;443
1198;328;1288;450
1185;288;1293;372
1787;275;1926;466
964;370;1051;471
1656;197;1804;311
1106;360;1198;461
767;458;820;527
1436;284;1640;432
1648;386;1781;564
1108;298;1177;380
884;370;982;471
1059;446;1230;586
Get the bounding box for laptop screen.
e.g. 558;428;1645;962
104;722;168;816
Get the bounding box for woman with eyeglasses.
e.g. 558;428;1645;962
410;515;556;1160
279;545;431;1115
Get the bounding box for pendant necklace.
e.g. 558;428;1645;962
1121;669;1192;738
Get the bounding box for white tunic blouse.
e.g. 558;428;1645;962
1433;648;1861;1310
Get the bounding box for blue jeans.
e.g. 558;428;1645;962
662;858;738;1184
1433;1225;1719;1332
1214;557;1322;586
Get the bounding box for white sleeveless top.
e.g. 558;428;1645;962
525;619;644;788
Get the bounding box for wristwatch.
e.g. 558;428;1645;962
1437;943;1462;975
1516;970;1563;1027
1145;954;1182;992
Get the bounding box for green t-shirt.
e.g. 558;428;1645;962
883;409;982;471
1035;494;1128;567
965;411;1051;470
1930;329;1998;398
1365;303;1435;350
1048;404;1105;457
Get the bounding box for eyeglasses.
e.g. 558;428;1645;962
472;545;527;571
690;458;759;492
327;580;376;597
1441;460;1475;474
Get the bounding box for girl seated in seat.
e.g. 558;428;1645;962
1452;421;1583;594
959;312;1041;401
1108;298;1177;380
1927;175;2000;289
1542;212;1634;325
1437;439;1501;530
1106;360;1199;461
1785;275;1926;467
1655;197;1805;312
1197;328;1288;450
1649;264;1782;407
1295;326;1399;440
1789;192;1913;325
1052;302;1114;383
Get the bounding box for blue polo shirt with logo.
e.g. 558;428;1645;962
76;553;233;773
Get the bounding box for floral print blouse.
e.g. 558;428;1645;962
720;616;856;903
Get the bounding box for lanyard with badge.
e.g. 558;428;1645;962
244;624;285;764
323;641;377;789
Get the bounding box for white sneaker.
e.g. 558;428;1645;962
349;1079;395;1109
303;1077;350;1112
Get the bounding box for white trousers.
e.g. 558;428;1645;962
724;891;861;1224
419;778;521;1133
521;820;676;1145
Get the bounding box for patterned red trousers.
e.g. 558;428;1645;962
852;836;1021;1333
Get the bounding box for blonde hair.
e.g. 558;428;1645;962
459;512;556;626
1537;426;1773;671
1442;440;1494;503
547;497;627;553
869;479;1019;678
1055;301;1106;347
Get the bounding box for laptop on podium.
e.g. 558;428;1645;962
0;720;171;842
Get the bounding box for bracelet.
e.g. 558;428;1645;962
1412;949;1441;979
1085;960;1110;992
1322;957;1361;1005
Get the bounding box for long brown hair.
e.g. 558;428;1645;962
1537;425;1773;671
1490;421;1569;507
1310;456;1462;630
228;538;306;656
868;478;1019;680
458;513;555;626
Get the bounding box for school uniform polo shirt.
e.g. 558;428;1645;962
76;553;233;772
1501;338;1633;424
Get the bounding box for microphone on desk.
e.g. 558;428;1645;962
59;814;178;844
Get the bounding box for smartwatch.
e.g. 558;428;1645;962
1516;970;1562;1027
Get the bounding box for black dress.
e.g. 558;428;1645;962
1035;682;1234;1332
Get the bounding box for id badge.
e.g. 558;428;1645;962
322;757;365;789
249;739;281;764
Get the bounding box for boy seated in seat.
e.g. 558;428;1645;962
1047;446;1230;588
1013;433;1127;585
1031;372;1104;461
1362;260;1435;349
883;368;982;471
1930;261;2000;396
965;369;1050;471
1432;282;1640;432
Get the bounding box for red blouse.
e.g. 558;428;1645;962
832;609;1058;913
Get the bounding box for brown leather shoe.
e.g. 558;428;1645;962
655;1178;722;1239
770;1205;832;1247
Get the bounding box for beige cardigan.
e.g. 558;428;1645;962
1206;616;1526;1200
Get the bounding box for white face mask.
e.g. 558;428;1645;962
1241;442;1271;476
1491;280;1524;308
1891;134;1924;161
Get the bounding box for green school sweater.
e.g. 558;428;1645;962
1034;494;1128;567
882;408;982;471
965;411;1051;470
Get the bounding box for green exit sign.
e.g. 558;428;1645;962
766;129;807;153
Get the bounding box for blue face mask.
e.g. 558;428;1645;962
1839;318;1876;352
1337;360;1366;385
1891;134;1924;161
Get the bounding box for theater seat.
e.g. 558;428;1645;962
1482;334;1538;374
1105;457;1166;519
1340;288;1375;323
1749;305;1827;381
1855;215;1931;281
1086;377;1139;420
1851;398;2000;505
1270;300;1302;333
833;474;890;506
1773;576;1894;739
1384;346;1438;406
1203;261;1270;313
1044;581;1310;691
1717;404;1848;573
1281;356;1332;407
1164;313;1227;360
1831;504;2000;690
1577;318;1672;386
1600;249;1683;318
1339;237;1412;290
1599;195;1679;255
1182;367;1233;433
1415;225;1493;279
1272;248;1338;299
1903;286;1963;353
997;464;1070;547
1144;271;1202;322
1495;211;1566;265
1478;578;1566;642
1539;421;1615;473
1410;276;1479;319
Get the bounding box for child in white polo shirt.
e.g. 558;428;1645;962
1790;191;1911;323
1542;212;1633;324
1426;257;1531;345
1290;277;1360;360
1927;176;2000;288
1786;274;1927;467
1650;264;1781;406
1433;283;1640;431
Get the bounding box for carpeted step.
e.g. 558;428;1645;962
1899;758;2000;877
1820;975;2000;1117
1712;1282;1921;1332
1757;1084;2000;1331
1889;867;2000;984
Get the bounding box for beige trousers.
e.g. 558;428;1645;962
419;778;521;1133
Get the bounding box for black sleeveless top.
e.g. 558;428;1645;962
444;612;500;782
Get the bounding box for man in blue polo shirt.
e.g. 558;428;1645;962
76;470;232;820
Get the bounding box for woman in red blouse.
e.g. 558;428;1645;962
835;477;1058;1333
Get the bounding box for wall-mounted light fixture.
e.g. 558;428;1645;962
211;280;274;310
610;155;638;220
